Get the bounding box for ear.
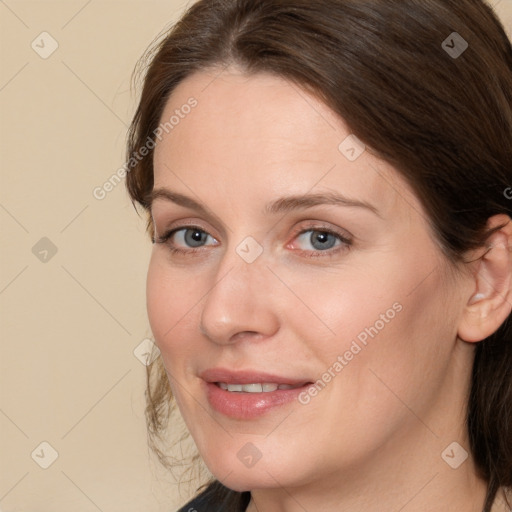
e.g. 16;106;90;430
458;214;512;343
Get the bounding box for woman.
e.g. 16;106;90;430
125;0;512;510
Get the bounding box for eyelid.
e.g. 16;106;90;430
288;221;353;244
153;219;219;242
153;225;218;246
151;210;227;241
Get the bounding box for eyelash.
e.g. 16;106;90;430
152;224;353;258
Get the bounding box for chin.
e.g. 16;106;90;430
210;468;282;493
200;447;309;492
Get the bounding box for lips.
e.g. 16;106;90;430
200;368;313;419
201;368;309;387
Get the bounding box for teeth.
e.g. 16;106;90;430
218;382;299;393
242;383;263;393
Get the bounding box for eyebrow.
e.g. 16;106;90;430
265;192;380;217
147;188;381;218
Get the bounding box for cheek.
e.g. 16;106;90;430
146;255;173;342
333;267;458;428
272;260;405;364
288;252;456;404
146;254;198;365
284;272;454;467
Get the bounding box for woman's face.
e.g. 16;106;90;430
147;69;474;492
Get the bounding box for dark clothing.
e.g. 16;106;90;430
177;482;250;512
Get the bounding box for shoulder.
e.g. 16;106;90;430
176;481;251;512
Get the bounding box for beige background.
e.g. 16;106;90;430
0;1;511;511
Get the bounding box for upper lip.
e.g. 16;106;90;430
200;368;311;386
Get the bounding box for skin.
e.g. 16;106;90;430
147;68;512;512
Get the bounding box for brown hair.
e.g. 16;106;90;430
126;1;512;510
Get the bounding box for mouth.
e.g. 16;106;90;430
201;368;313;419
216;382;306;392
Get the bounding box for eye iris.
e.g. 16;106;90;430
310;231;336;250
185;229;207;247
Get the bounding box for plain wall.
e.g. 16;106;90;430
0;1;511;511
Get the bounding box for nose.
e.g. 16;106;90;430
199;246;280;345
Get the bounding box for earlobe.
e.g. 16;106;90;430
458;214;512;343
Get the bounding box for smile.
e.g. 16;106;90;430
201;368;313;419
216;382;306;392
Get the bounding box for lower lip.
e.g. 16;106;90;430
204;381;310;419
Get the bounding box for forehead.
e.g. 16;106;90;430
152;68;420;221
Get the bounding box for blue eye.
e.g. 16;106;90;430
154;225;351;258
154;227;217;251
296;230;340;251
174;228;214;248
